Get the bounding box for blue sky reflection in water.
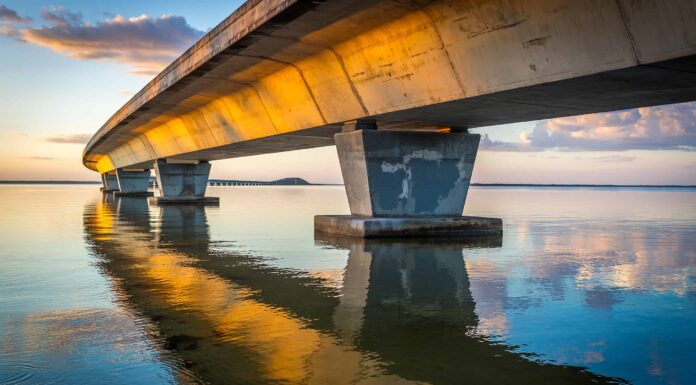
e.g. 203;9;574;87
0;185;695;384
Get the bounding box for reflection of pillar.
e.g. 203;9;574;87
350;237;617;384
153;160;218;204
320;235;502;341
115;169;153;197
115;196;151;231
101;172;119;192
371;240;476;321
315;128;501;237
363;241;477;325
101;188;115;205
158;204;210;249
332;244;372;340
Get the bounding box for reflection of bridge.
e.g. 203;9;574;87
85;0;696;236
82;196;627;384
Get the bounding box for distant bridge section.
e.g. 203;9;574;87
208;177;310;186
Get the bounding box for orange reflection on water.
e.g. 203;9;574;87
86;197;421;385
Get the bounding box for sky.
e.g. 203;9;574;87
0;1;694;184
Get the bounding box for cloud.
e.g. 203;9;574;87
0;5;31;39
40;6;82;27
21;156;55;160
480;134;534;152
0;5;31;23
45;133;92;144
0;24;19;38
16;7;204;75
591;155;636;163
479;102;696;152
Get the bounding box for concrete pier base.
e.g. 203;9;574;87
317;129;501;238
315;215;502;238
153;160;217;204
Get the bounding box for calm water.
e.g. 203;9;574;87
1;185;695;385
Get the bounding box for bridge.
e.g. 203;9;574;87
85;0;696;237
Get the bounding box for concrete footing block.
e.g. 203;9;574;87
314;215;502;238
149;196;219;205
114;191;154;197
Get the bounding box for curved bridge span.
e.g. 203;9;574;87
86;0;696;237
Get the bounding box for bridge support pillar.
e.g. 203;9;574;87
101;172;119;193
152;160;218;205
114;169;153;197
315;129;501;238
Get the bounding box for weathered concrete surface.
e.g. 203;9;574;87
115;169;151;196
314;215;502;238
152;161;218;204
336;130;479;217
101;173;119;192
83;0;696;174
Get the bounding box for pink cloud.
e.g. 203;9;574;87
17;7;203;76
44;133;92;144
0;5;31;40
481;102;696;152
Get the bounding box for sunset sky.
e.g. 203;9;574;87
1;1;694;184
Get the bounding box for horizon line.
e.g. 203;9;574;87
0;180;694;188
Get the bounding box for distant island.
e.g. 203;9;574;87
0;180;693;188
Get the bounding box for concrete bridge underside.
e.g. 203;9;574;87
83;0;696;173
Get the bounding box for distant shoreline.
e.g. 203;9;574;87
0;180;694;188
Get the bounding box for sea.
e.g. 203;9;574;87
1;184;694;385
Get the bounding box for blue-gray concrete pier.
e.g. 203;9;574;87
315;129;501;237
152;160;218;205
